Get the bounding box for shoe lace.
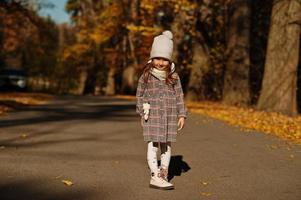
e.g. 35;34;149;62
159;167;168;181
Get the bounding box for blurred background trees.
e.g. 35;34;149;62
0;0;300;116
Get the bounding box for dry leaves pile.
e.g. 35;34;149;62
187;101;301;144
0;93;53;114
0;92;53;104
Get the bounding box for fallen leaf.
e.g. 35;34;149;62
62;180;73;186
20;134;28;139
201;181;209;186
201;192;212;196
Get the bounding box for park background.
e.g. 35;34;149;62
0;0;301;143
1;1;301;200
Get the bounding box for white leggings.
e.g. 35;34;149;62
147;142;171;174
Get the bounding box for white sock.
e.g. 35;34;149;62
160;142;171;170
147;142;159;175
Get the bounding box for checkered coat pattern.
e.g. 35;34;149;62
136;72;187;142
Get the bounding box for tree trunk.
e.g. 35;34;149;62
223;0;251;106
105;67;116;95
171;11;186;63
105;49;118;95
121;64;136;94
74;68;88;95
121;31;137;94
171;7;211;101
186;41;211;101
257;0;301;116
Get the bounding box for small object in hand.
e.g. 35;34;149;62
143;102;150;120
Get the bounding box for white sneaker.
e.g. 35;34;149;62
149;171;174;190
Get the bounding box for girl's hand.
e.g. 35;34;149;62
177;117;185;131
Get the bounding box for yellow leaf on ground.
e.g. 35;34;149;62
20;134;28;138
62;180;73;186
201;192;212;196
201;181;209;186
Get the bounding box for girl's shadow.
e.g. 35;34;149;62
159;155;191;181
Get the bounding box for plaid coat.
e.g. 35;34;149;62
136;72;187;142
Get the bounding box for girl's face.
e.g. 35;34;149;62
153;57;170;70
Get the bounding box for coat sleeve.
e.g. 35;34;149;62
136;75;145;117
174;73;188;119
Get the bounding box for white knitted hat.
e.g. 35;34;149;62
150;30;173;61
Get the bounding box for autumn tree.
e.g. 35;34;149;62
185;0;227;101
64;0;123;95
222;0;251;106
0;0;60;92
257;0;301;116
179;1;211;101
249;0;273;104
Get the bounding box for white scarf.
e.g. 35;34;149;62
150;62;176;80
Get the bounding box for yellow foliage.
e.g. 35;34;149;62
75;2;123;45
61;43;90;61
140;0;196;13
126;24;161;35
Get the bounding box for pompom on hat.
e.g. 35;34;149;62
150;30;174;61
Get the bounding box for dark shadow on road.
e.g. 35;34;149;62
159;155;191;181
0;122;139;148
0;179;95;200
0;96;138;128
0;100;29;109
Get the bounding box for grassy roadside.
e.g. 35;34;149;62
114;95;301;144
0;92;54;115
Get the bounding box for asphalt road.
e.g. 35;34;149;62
0;96;300;200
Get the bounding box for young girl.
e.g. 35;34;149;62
136;30;187;190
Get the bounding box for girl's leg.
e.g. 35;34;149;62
148;142;174;189
147;142;159;176
160;142;171;180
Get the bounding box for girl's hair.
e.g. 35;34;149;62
142;60;177;86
